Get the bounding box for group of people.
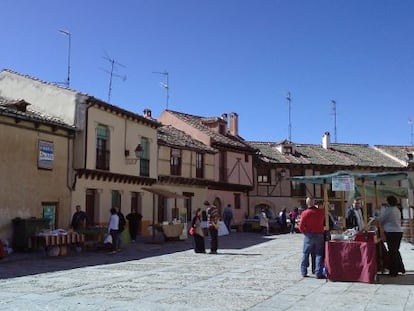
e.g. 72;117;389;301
71;205;142;254
299;195;406;279
107;207;143;253
190;201;233;254
258;207;299;236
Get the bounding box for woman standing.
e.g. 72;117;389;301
191;208;205;253
108;207;120;254
376;195;406;276
289;207;299;234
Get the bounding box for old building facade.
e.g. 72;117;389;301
0;98;75;239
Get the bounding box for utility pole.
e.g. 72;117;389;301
153;71;169;109
59;29;71;87
287;92;292;141
331;100;337;143
409;118;413;146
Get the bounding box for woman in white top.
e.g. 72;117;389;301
376;195;405;276
108;207;120;253
259;209;269;235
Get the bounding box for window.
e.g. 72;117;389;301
257;167;270;183
42;202;57;229
219;123;226;134
196;152;204;178
112;190;121;210
170;148;182;176
290;169;306;197
140;137;150;177
245;153;249;163
96;125;110;170
219;151;227;182
234;193;241;209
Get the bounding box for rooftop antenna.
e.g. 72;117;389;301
331;100;337;143
102;54;126;103
153;71;169;109
409;118;413;146
286;92;292;141
58;29;71;87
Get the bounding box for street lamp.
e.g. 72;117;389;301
59;29;71;87
125;143;143;165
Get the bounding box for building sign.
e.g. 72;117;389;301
38;140;54;169
332;175;355;191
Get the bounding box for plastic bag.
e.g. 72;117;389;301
104;233;113;244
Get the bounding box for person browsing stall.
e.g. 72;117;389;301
346;198;364;230
375;195;406;276
298;197;326;279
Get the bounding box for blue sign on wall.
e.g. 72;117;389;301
38;140;54;169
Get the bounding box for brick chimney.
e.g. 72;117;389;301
143;108;152;119
229;112;239;136
322;131;330;149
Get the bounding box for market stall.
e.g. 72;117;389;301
290;170;413;283
29;229;85;256
142;187;189;242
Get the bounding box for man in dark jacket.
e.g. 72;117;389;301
116;207;126;249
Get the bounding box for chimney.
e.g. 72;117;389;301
143;108;152;119
221;113;228;122
229;112;239;136
322;131;330;149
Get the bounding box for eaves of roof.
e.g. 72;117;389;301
167;110;256;152
0;101;75;132
374;145;414;163
87;97;161;129
157;125;217;153
249;141;404;169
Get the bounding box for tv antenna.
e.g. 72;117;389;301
286;92;292;141
55;29;71;87
102;54;126;103
409;118;413;146
153;71;169;109
331;100;338;143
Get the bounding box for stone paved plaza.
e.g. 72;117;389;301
0;232;413;310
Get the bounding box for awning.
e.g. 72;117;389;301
142;187;188;199
289;170;410;185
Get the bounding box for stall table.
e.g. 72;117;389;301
325;240;377;283
162;224;184;241
29;232;85;256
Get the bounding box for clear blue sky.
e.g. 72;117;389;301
2;0;414;146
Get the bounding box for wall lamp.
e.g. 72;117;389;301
125;143;143;165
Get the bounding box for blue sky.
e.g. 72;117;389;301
2;0;414;146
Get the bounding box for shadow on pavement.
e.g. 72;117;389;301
0;232;275;279
377;272;414;285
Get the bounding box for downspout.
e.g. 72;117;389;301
84;103;91;169
67;131;75;191
124;118;127;156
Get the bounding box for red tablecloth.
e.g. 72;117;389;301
325;240;377;283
